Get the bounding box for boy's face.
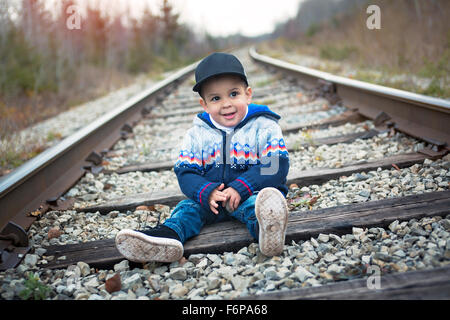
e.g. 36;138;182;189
199;75;252;128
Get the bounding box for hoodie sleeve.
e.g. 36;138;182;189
228;120;289;202
174;129;221;211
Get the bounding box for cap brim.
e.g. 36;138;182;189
192;72;248;92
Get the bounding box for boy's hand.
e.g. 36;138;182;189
222;187;241;212
208;183;227;214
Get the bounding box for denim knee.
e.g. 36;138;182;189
228;195;259;240
163;199;203;243
163;199;230;243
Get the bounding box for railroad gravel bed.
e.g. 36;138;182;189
289;131;421;171
2;211;449;300
1;157;447;300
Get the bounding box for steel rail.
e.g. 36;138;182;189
249;47;450;147
0;61;197;232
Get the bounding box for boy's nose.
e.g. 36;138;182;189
222;97;232;107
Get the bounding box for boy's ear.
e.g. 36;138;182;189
199;98;208;112
245;86;253;104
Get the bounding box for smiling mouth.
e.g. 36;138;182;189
222;111;236;119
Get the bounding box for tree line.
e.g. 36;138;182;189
0;0;214;99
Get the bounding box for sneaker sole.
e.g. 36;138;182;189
255;187;288;256
115;229;184;263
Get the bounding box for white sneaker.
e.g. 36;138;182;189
115;228;183;263
255;187;289;256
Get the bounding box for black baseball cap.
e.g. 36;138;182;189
193;52;248;93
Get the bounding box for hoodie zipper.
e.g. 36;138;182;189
221;131;227;182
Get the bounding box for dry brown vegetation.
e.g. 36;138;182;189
265;0;450;98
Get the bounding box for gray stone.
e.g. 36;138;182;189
114;260;129;272
389;220;399;232
411;226;428;237
75;291;91;300
216;266;236;280
263;267;280;280
63;284;77;296
327;264;345;275
291;266;313;282
317;233;330;243
237;246;251;257
24;254;38;267
171;285;188;298
16;264;28;274
84;277;100;288
169;268;187;281
310;238;319;248
154;266;168;275
77;261;90;277
355;173;369;181
302;241;314;251
248;243;259;255
440;219;450;231
265;283;276;291
352;227;364;236
122;273;142;289
221;284;232;292
329;234;342;244
2;290;15;300
223;253;235;265
235;253;251;265
361;255;371;264
148;275;161;292
282;257;293;268
196;258;209;268
231;276;250;291
207;277;222;290
317;243;332;254
135;287;149;297
374;252;392;262
323;253;338;263
358;189;371;198
35;247;47;256
393;250;406;258
207;254;222;266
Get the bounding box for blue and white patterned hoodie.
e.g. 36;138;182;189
174;103;289;212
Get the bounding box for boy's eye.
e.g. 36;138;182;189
211;96;220;102
230;91;238;97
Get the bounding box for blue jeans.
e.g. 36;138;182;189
163;195;259;244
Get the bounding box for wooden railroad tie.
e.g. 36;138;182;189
41;190;450;269
240;265;450;300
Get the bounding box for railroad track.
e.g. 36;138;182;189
0;47;449;300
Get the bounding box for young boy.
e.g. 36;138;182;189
115;53;289;263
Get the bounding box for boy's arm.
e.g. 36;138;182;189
174;132;221;212
227;123;289;203
175;166;221;210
